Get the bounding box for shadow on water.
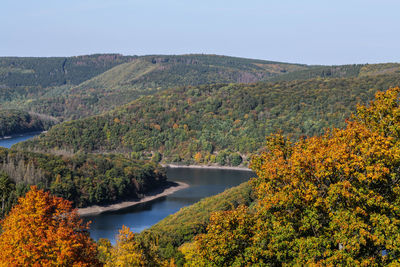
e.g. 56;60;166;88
0;132;42;149
1;131;257;244
86;167;255;243
98;196;168;216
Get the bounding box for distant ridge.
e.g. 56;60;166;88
17;71;400;165
0;54;309;120
2;53;400;124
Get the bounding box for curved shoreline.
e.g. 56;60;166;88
162;164;253;172
0;130;44;140
77;181;189;216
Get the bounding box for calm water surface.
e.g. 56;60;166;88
0;133;255;244
0;132;41;148
85;167;254;243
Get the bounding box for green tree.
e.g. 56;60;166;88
152;152;162;163
229;153;242;166
185;87;400;266
0;172;14;215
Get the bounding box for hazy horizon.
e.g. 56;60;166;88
1;52;399;67
2;0;399;65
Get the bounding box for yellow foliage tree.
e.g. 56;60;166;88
184;87;400;266
107;226;145;266
106;225;160;267
194;152;202;163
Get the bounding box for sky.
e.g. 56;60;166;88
1;0;399;65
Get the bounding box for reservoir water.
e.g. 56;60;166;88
0;132;255;243
0;132;42;148
85;167;254;243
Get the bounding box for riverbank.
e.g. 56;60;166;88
0;130;44;140
162;164;253;172
78;181;189;216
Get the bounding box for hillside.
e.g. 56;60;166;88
0;54;135;102
177;87;400;265
3;54;399;122
0;148;166;216
0;109;57;137
2;54;309;120
16;72;400;164
138;182;254;262
267;62;400;82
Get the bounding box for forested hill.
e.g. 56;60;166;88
2;54;309;120
16;72;400;165
268;62;400;82
0;148;167;216
3;54;399;122
0;55;136;126
0;54;135;88
0;109;57;137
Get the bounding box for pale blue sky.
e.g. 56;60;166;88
1;0;399;65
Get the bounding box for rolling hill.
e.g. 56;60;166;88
0;54;135;102
3;54;400;123
2;54;309;120
16;72;400;165
268;62;400;82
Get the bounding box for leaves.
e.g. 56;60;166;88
17;73;400;166
107;225;159;267
0;186;99;266
0;149;167;214
183;87;400;265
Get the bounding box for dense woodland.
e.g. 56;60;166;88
0;148;166;217
16;72;400;165
0;54;135;108
0;54;307;120
176;87;400;265
93;87;400;265
2;54;399;123
2;54;400;265
0;54;134;88
0;109;57;137
267;64;365;82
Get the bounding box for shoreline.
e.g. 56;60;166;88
162;164;253;172
0;130;44;140
77;181;189;216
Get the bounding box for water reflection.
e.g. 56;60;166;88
0;132;256;243
86;167;255;243
0;132;42;148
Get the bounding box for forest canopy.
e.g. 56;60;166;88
0;109;57;137
181;87;400;265
0;148;167;217
16;73;400;166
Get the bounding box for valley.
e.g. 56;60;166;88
2;53;400;265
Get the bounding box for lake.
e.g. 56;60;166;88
85;167;254;243
0;132;255;244
0;132;42;149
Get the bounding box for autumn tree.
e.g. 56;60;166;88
0;186;100;266
182;205;257;266
106;225;159;267
97;238;113;264
184;87;400;266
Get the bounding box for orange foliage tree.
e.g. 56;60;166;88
0;186;99;266
185;87;400;266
